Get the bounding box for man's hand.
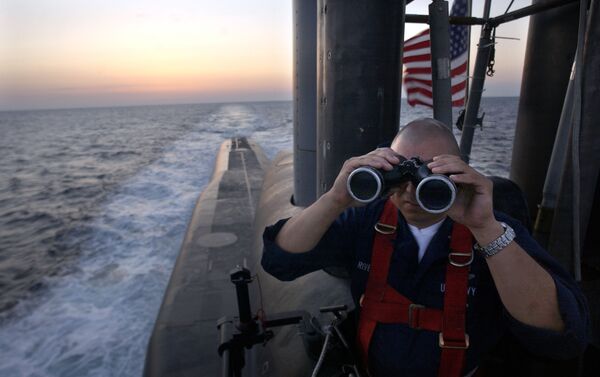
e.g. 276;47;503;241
429;155;565;332
329;148;401;208
275;147;399;253
427;154;496;231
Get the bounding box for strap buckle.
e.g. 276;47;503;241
448;251;474;267
374;222;396;234
408;304;425;330
438;333;470;349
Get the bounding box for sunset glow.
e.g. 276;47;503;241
1;0;531;111
0;0;292;110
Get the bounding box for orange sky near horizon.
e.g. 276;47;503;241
1;0;293;110
0;0;531;111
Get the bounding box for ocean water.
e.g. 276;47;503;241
0;98;518;376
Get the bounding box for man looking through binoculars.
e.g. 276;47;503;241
261;118;588;376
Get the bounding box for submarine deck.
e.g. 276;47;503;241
144;137;268;377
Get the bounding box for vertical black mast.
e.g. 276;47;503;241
459;0;493;163
293;0;317;206
429;0;454;128
316;0;406;197
509;0;579;225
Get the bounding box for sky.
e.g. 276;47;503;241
0;0;532;111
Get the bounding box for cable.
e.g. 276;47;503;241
311;332;332;377
572;0;588;282
253;273;266;326
504;0;516;15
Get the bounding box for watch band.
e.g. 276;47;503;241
473;222;515;258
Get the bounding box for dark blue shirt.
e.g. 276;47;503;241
261;199;589;376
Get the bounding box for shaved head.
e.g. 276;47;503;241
391;118;460;159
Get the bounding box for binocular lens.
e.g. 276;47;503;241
416;176;456;213
347;166;456;213
347;167;382;203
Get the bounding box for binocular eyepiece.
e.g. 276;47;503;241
346;156;456;214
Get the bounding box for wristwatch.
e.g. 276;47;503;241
473;222;516;258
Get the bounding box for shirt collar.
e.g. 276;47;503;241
407;218;445;237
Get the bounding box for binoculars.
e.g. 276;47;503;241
346;156;456;213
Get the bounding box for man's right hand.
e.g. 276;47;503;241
274;147;400;253
329;147;401;208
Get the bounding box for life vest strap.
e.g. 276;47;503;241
360;297;443;330
356;199;473;377
437;223;473;377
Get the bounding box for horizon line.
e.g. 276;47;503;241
0;95;521;113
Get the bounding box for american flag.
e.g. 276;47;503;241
402;0;470;108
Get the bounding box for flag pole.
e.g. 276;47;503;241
464;0;472;104
458;0;493;163
429;0;454;129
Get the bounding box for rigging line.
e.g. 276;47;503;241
504;0;516;15
253;273;266;326
311;332;332;377
572;0;588;282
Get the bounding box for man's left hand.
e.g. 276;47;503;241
427;155;496;231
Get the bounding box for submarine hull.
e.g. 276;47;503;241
144;137;269;377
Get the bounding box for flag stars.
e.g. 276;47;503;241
449;0;468;58
402;0;469;108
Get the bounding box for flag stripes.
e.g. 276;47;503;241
402;0;469;108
